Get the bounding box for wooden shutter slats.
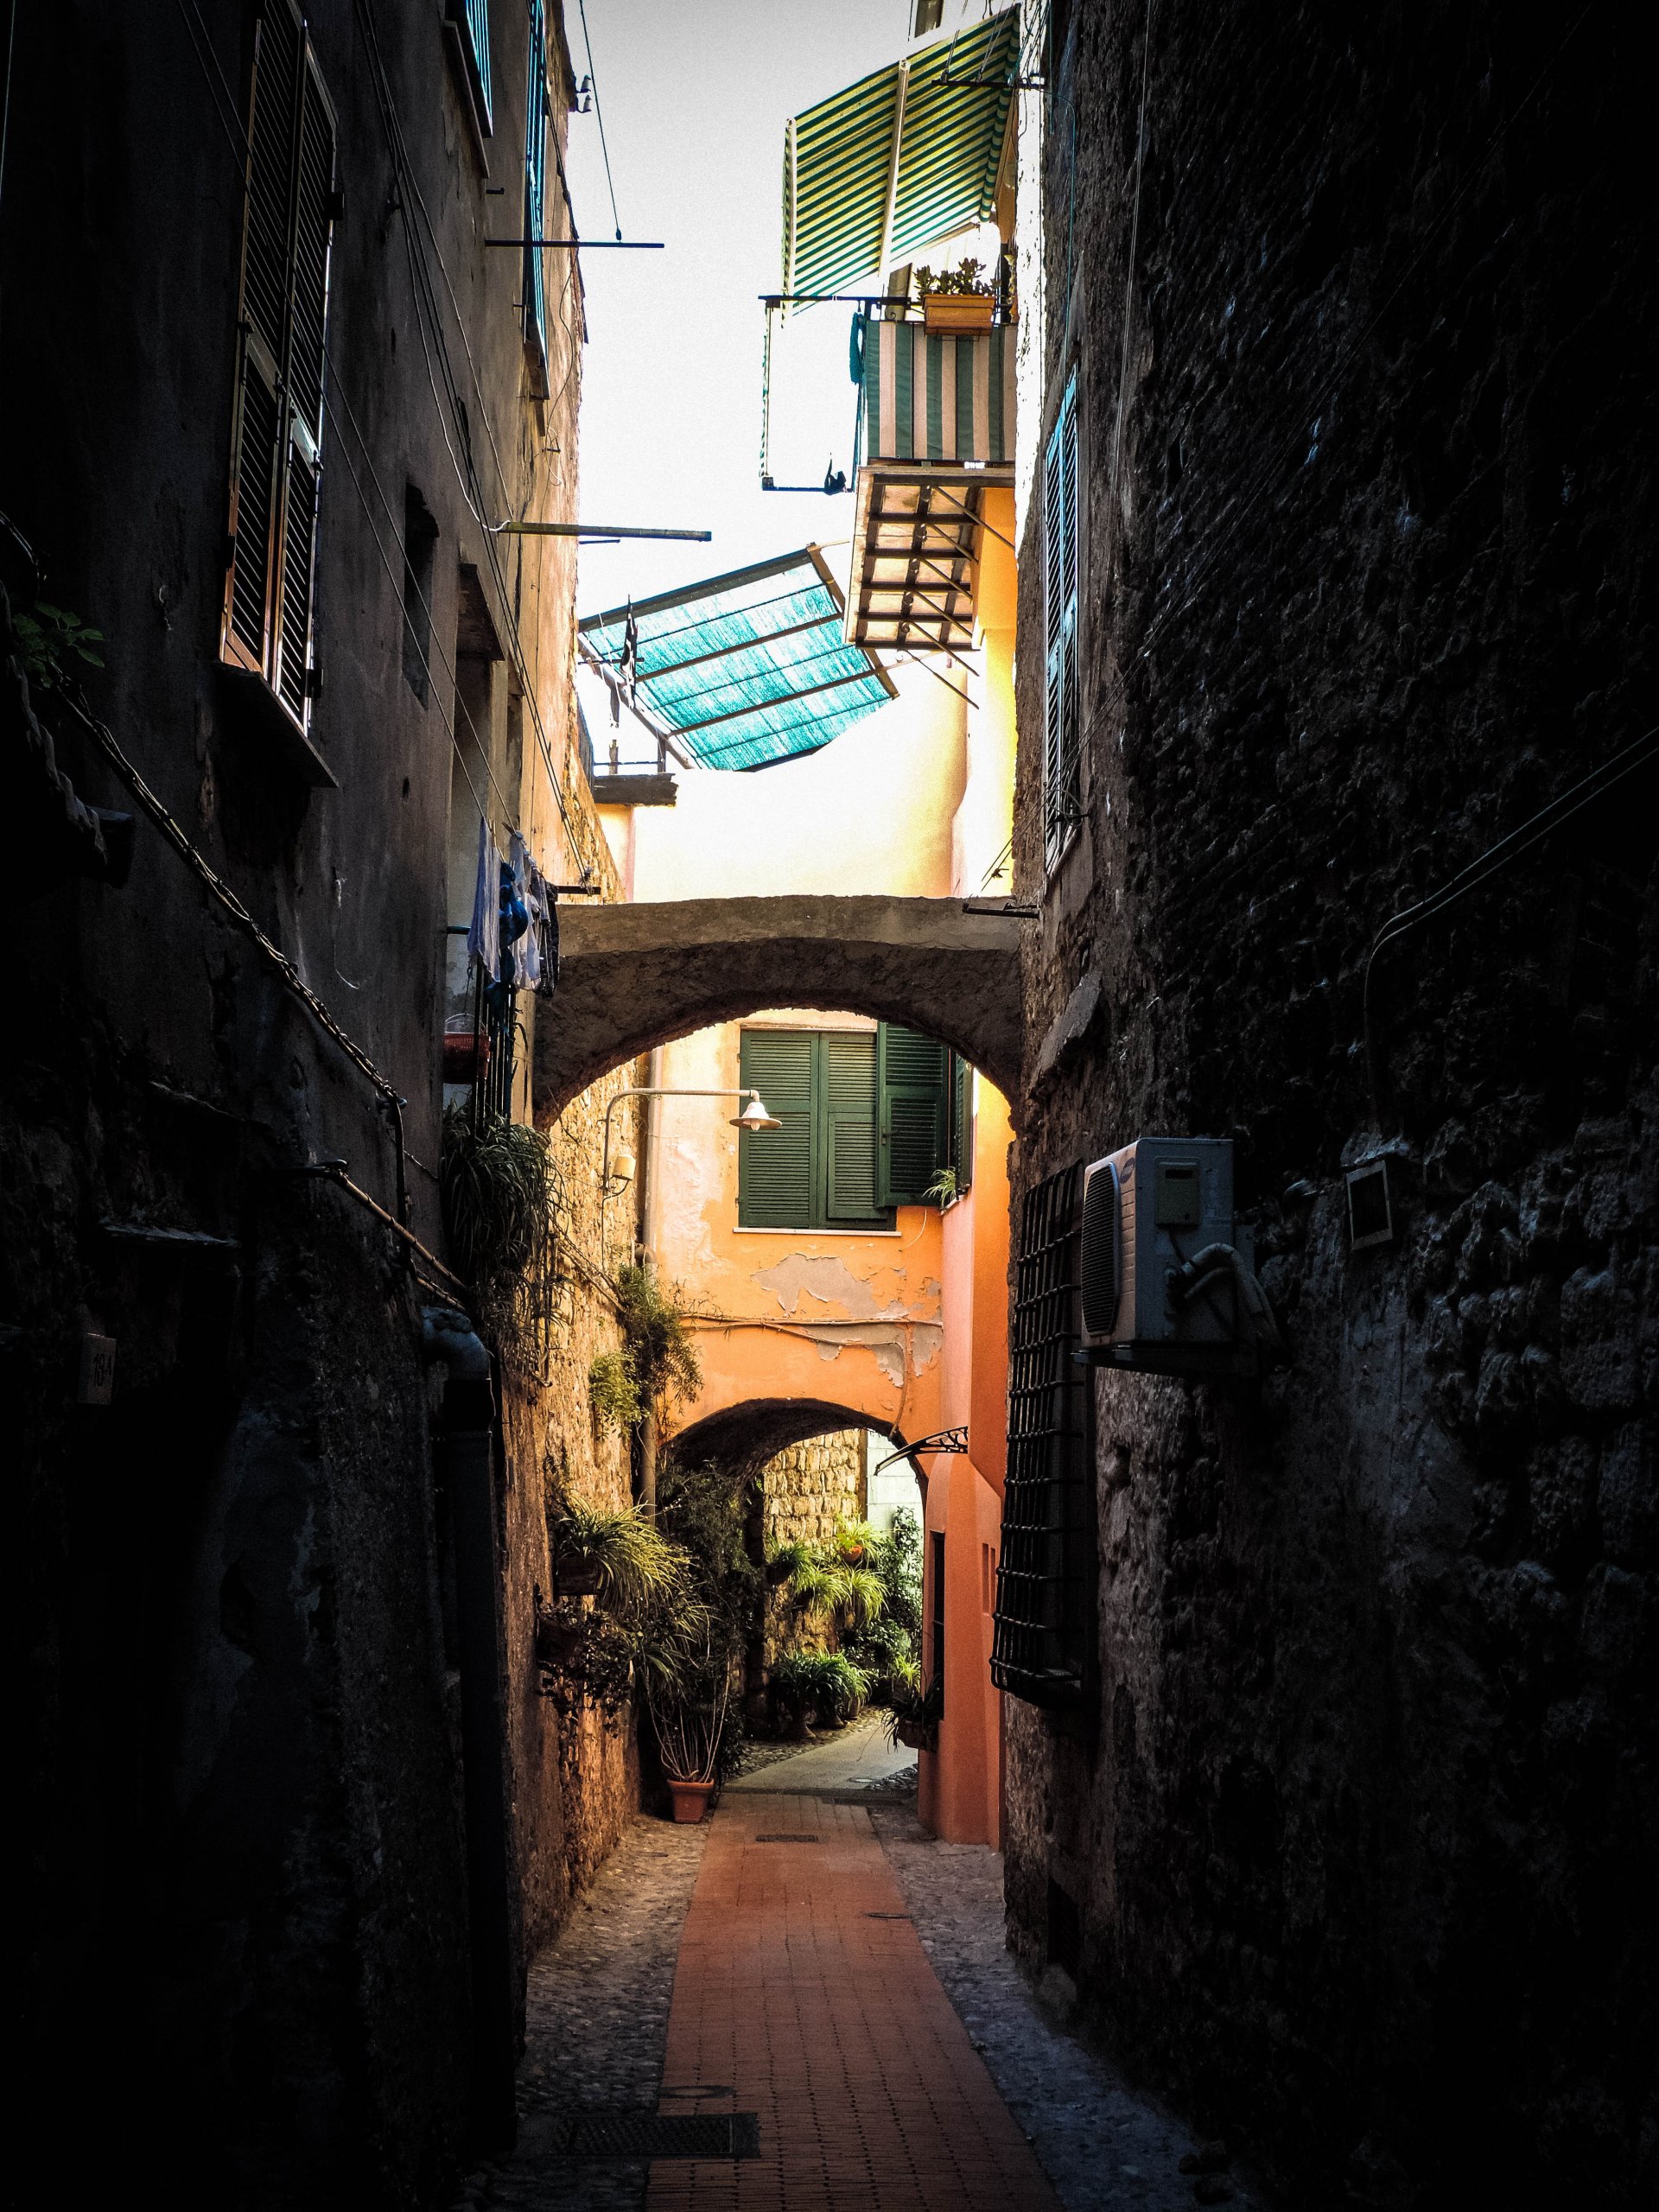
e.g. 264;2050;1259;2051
1043;373;1079;863
221;0;335;737
824;1033;879;1222
878;1024;950;1209
740;1030;816;1228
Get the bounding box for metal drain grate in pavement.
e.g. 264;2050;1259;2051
753;1833;818;1843
555;2110;760;2159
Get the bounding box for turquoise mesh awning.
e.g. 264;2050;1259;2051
781;8;1019;310
579;548;895;772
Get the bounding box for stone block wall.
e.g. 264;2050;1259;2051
761;1430;866;1663
1007;3;1656;2207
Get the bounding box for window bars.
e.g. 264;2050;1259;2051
991;1161;1096;1707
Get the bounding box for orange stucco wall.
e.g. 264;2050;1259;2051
618;512;1018;1847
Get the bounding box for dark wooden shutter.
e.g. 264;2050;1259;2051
823;1033;880;1222
271;47;335;718
221;1;335;733
1043;373;1079;865
739;1030;815;1228
877;1024;949;1208
950;1052;975;1195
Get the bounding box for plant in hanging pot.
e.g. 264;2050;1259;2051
883;1665;942;1753
545;1496;683;1607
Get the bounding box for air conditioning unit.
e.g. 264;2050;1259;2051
1078;1136;1281;1375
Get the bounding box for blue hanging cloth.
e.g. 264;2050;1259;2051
466;817;500;982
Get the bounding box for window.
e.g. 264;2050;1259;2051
220;0;337;734
736;1024;951;1230
991;1162;1096;1707
402;487;437;702
444;0;493;137
523;0;550;391
930;1532;946;1709
1042;372;1080;867
950;1051;975;1197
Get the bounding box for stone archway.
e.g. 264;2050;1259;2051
670;1395;912;1484
531;895;1025;1122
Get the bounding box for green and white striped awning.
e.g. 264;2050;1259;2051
781;7;1019;309
859;315;1015;463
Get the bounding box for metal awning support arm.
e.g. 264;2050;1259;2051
870;1425;969;1477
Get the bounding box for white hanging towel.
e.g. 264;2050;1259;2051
467;816;500;981
510;830;543;988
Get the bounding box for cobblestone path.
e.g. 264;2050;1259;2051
872;1811;1225;2212
646;1793;1062;2212
450;1817;707;2212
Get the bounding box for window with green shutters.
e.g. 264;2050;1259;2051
739;1024;952;1229
877;1024;950;1208
219;0;337;738
950;1051;975;1196
1043;371;1080;868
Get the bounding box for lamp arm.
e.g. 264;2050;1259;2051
600;1086;761;1185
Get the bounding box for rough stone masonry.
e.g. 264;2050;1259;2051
1007;3;1656;2209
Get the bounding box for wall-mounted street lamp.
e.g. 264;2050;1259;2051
600;1086;782;1196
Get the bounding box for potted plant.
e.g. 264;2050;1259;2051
916;256;995;333
767;1649;869;1736
884;1668;943;1753
646;1642;733;1822
545;1498;682;1606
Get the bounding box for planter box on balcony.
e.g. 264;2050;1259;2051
923;293;995;333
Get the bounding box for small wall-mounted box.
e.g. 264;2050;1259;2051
1077;1137;1278;1376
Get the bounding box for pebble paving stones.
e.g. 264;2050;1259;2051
871;1809;1224;2212
449;1816;707;2212
450;1774;1257;2212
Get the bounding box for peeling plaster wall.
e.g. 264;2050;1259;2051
645;1015;947;1453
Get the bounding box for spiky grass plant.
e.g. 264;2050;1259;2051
545;1499;686;1614
440;1103;555;1288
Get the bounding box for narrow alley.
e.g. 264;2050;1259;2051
456;1738;1208;2212
6;3;1654;2210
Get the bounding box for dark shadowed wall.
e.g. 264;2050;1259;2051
1007;3;1656;2205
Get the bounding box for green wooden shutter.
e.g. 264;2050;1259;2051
950;1052;975;1195
1043;372;1079;865
823;1033;880;1222
878;1024;950;1207
739;1030;815;1227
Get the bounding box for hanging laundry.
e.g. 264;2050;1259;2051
510;831;542;989
467;816;500;981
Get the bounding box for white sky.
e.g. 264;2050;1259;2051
561;0;920;615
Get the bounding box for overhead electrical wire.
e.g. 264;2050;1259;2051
575;0;623;240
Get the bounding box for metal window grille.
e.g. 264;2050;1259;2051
991;1161;1095;1707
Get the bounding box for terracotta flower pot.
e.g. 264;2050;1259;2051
668;1778;715;1824
893;1719;935;1752
552;1557;605;1598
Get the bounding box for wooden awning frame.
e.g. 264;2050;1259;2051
845;462;1014;654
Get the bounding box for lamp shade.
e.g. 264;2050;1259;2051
730;1094;783;1132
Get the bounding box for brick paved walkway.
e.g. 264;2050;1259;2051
646;1794;1063;2212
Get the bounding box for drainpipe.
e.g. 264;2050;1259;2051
635;1047;663;1518
423;1306;518;2154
